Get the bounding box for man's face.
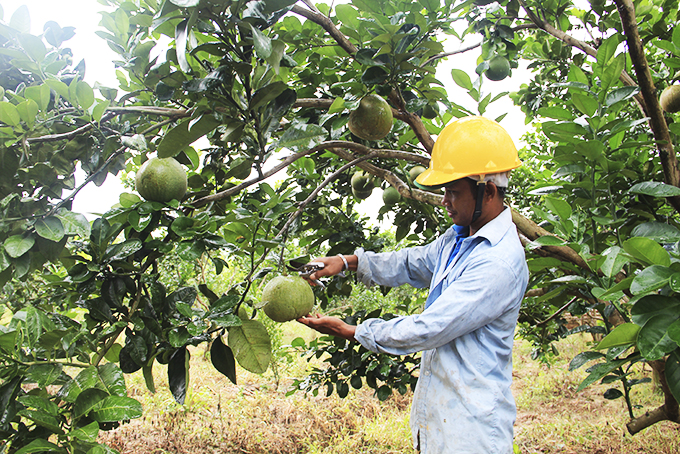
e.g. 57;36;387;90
442;179;477;226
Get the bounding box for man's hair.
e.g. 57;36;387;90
464;178;506;200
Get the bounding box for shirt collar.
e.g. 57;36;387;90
468;206;513;247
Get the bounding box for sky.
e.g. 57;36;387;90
1;0;529;221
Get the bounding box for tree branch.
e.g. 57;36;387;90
290;4;435;154
627;359;680;434
518;0;647;114
615;0;680;214
191;141;431;208
275;153;379;239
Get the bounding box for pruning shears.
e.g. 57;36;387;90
287;260;326;288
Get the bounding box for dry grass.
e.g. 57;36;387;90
99;327;680;453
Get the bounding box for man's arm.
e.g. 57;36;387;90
297;314;356;341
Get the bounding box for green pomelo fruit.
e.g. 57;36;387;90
351;171;374;191
261;275;315;322
382;186;402;205
660;85;680;113
485;56;511;81
352;186;373;199
135;157;188;202
348;94;393;141
409;165;427;183
422;103;439;119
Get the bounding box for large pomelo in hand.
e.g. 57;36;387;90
348;94;393;141
261;275;315;322
660;85;680;113
135;157;188;202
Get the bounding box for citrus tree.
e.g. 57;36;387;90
1;0;680;451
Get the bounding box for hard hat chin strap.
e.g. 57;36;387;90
471;180;486;224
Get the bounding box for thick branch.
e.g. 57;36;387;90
615;0;680;213
627;359;680;434
291;5;357;55
191;141;430;208
511;208;590;270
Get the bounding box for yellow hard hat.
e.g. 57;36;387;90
415;116;522;189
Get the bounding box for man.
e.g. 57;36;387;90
298;116;529;453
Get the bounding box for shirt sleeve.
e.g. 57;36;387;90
354;230;451;289
354;254;523;355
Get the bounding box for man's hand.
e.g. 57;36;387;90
297;314;356;341
303;254;358;282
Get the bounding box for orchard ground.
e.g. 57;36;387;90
98;325;680;454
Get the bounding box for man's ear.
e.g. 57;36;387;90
485;181;498;201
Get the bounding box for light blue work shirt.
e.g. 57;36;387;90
353;207;528;453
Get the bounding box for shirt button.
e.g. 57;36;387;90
424;370;431;376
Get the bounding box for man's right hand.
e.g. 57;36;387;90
303;254;357;282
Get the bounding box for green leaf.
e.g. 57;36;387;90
35;216;65;242
170;0;200;6
665;350;680;404
600;246;631;279
143;363;156;394
46;80;71;103
631;295;680;327
630;265;676;295
668;320;680;344
18;34;46;63
17;408;62;433
577;358;628;391
76;81;95;109
249;81;288;111
15;439;64;454
119;192;141;208
637;315;679;360
631;222;680;242
55;209;90;238
157;115;220;158
16;99;38;128
24;84;51;111
211;336;237;385
0;101;21;126
622;237;670;267
9;5;30;34
26;363;63;387
68;421;99;442
532;235;567;246
91;396;143;422
103;239;142;261
595;323;640;350
544;196;572;221
361;66;389;85
276;122;327;152
569;351;606;371
4;234;35;258
250;24;272;59
571;92;598;117
451;69;473;90
168;347;190;405
175;18;192;73
74;388;109;418
605;86;639;106
228;319;271;374
596;34;622;67
629;181;680;197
